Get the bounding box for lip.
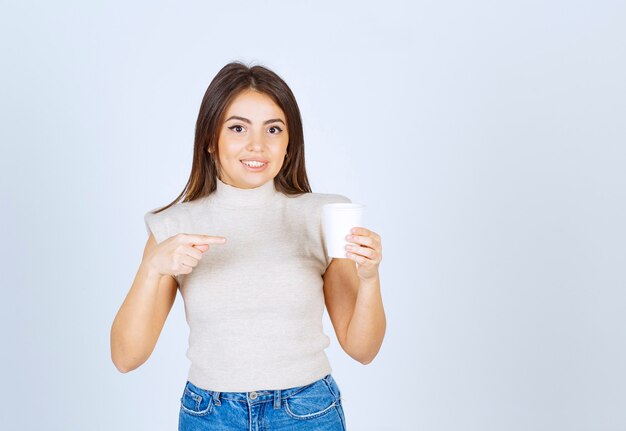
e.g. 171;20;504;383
240;158;269;163
240;160;269;172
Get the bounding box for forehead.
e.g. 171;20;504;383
224;90;285;119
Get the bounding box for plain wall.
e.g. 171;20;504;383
1;0;625;430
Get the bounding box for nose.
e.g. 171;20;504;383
246;129;269;151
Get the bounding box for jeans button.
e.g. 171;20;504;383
249;391;258;400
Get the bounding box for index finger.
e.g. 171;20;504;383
184;234;228;245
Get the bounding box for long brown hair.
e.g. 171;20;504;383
151;61;312;214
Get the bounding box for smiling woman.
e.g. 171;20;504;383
217;90;289;185
111;60;386;431
174;60;315;202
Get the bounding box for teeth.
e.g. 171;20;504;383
242;160;266;167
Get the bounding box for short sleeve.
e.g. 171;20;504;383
321;194;353;271
144;208;170;244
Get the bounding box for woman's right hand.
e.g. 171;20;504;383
144;233;227;277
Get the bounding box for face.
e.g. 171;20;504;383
214;89;289;189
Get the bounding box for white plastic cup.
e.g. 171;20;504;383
322;203;366;259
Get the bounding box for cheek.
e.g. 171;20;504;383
218;139;244;157
277;135;289;152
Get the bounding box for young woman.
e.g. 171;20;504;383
110;61;386;431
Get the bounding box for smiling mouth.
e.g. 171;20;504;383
240;160;268;167
240;160;270;172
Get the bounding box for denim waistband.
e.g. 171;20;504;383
185;373;336;408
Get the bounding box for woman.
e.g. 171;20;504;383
110;61;386;431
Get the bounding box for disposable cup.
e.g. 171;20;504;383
322;203;365;259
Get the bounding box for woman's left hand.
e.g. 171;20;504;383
344;227;383;281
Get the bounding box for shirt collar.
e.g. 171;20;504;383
212;176;280;208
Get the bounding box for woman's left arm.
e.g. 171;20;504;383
323;227;386;365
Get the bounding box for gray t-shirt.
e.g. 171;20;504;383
144;176;351;392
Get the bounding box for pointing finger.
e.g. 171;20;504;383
185;234;227;245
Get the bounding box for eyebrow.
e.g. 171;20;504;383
225;115;286;126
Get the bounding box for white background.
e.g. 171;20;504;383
1;0;625;430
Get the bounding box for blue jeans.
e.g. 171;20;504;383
178;373;347;430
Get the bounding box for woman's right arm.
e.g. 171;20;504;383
110;231;226;373
110;233;178;373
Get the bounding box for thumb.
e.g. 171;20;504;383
193;244;210;252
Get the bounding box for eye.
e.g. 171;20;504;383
228;125;245;133
268;126;283;134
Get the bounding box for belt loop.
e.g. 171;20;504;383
212;391;221;406
273;389;281;409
